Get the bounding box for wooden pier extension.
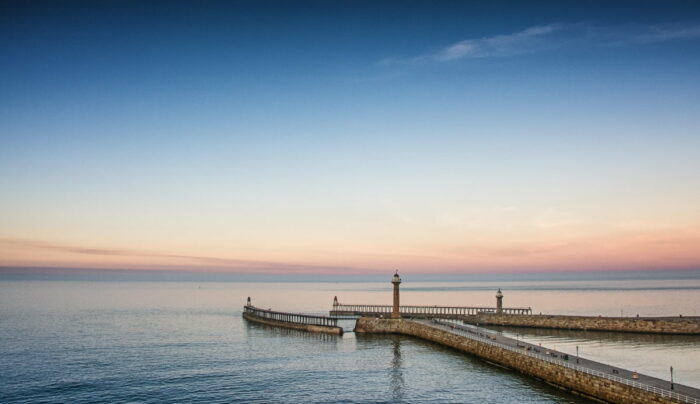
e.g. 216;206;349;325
243;301;343;335
330;300;532;318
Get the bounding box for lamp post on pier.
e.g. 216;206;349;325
576;345;579;363
671;366;674;390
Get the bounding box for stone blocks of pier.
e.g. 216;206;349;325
354;318;686;404
466;314;700;335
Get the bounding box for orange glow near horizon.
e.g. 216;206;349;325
2;220;698;274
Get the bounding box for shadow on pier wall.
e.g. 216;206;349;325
243;320;342;343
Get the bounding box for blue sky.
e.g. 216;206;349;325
1;1;699;274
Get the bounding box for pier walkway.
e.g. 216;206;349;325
427;319;700;403
243;301;343;335
244;305;339;328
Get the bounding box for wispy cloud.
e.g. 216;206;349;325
0;238;369;274
432;23;564;62
381;22;700;65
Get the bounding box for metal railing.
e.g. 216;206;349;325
429;319;698;404
244;305;339;328
331;303;532;316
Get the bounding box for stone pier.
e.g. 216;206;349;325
354;317;700;404
465;313;700;335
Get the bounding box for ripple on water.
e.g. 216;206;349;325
7;281;692;403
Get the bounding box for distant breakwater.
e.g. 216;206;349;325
463;314;700;335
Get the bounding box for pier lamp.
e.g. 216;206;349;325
576;346;579;364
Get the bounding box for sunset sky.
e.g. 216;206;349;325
1;1;699;275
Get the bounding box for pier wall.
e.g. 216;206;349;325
242;312;343;335
354;317;685;404
465;314;700;335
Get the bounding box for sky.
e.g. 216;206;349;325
1;1;699;275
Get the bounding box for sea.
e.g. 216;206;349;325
1;270;699;403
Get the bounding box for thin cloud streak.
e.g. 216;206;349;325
431;23;564;61
381;22;700;64
0;238;371;274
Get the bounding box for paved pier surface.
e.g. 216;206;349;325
426;319;700;402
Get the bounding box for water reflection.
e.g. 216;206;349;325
357;332;595;403
390;336;405;401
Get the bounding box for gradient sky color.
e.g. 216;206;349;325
1;1;700;274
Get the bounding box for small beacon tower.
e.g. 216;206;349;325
391;270;402;319
496;288;503;314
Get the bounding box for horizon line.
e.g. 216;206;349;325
2;265;699;277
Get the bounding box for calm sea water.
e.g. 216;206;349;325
1;274;699;403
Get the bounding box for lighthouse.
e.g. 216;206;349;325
391;271;402;319
496;288;503;314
